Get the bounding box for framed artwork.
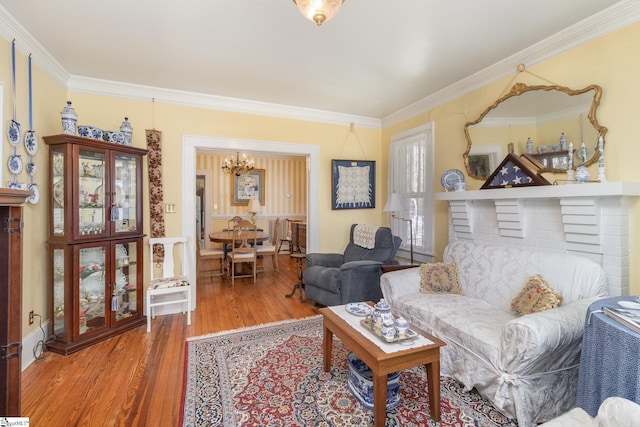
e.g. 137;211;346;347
231;169;265;206
331;159;375;210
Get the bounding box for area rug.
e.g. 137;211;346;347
180;316;517;426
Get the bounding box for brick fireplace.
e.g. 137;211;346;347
437;182;640;296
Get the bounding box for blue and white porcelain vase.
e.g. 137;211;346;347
560;132;567;150
526;137;534;154
61;101;77;135
575;165;590;184
120;117;133;145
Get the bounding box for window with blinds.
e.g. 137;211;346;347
387;123;435;260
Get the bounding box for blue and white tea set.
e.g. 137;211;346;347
370;299;411;342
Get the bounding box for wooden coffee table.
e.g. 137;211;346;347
319;304;445;427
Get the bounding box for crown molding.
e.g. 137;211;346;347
66;75;382;129
1;2;638;131
0;5;69;87
381;0;640;128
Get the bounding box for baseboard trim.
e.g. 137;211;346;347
22;320;50;372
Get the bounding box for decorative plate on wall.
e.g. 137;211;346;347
7;154;23;175
24;131;38;155
440;169;464;191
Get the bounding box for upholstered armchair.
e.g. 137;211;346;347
303;224;402;306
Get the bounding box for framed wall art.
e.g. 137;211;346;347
331;159;375;210
231;169;265;206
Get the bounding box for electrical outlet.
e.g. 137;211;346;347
29;311;34;325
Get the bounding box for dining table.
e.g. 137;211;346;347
209;230;269;245
208;230;269;279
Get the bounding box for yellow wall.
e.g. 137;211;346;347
3;21;640;340
196;151;307;240
382;21;640;294
0;41;67;335
196;152;307;218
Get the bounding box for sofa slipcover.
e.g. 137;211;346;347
380;239;608;426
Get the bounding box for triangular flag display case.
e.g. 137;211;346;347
481;153;551;189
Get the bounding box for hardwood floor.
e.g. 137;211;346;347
21;254;317;426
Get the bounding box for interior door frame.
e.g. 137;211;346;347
182;135;320;309
195;169;212;247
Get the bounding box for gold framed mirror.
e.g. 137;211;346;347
463;83;608;180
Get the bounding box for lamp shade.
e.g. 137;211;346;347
293;0;345;26
247;198;262;213
383;193;403;213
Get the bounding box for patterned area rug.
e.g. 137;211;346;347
180;316;517;426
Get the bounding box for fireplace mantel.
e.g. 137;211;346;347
436;182;640;296
436;182;640;202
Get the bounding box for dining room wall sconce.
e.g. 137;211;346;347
383;193;414;264
247;198;262;224
292;0;345;26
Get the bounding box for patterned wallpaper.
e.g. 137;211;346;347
196;151;307;218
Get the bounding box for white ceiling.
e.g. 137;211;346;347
0;0;631;121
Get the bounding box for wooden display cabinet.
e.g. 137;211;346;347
0;188;31;415
44;134;148;354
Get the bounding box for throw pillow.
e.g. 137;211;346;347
419;262;463;294
511;274;563;317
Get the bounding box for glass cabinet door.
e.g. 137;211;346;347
52;248;66;337
112;154;140;234
51;148;66;237
78;244;107;336
78;148;106;237
113;240;140;322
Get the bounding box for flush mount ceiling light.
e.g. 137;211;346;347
292;0;345;26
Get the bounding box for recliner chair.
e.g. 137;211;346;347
303;224;402;306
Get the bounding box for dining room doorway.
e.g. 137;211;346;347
182;135;320;309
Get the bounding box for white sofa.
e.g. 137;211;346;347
540;397;640;427
380;239;608;427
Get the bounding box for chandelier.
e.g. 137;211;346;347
221;152;255;176
292;0;345;26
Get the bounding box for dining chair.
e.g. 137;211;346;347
224;215;245;254
196;238;225;278
257;217;279;272
146;236;191;332
227;216;243;230
227;219;258;286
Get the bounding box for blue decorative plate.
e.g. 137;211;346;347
7;154;23;175
26;161;36;176
440;169;464;191
24;131;38;155
27;183;39;204
7;120;21;146
345;302;372;316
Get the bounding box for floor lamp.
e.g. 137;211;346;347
383;193;414;264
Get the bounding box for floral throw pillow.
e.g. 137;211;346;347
419;263;463;294
511;274;563;317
